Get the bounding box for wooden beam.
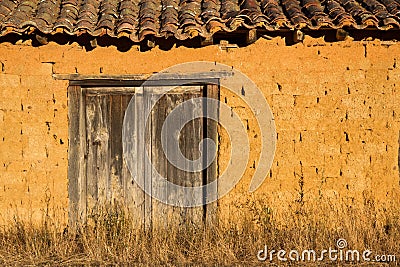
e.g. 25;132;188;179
219;40;239;51
83;86;203;95
90;38;98;48
336;29;349;41
67;79;221;87
147;37;155;48
201;36;214;46
246;29;257;44
84;87;137;95
53;71;234;83
293;29;304;43
35;34;48;45
54;73;150;81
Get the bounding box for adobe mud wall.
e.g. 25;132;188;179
0;36;399;225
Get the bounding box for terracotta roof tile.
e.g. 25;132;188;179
1;0;400;41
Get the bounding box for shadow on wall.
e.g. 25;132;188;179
1;29;400;52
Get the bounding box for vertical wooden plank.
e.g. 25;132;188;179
179;93;188;226
165;93;182;227
121;94;134;210
121;93;145;228
78;87;87;223
109;94;123;203
150;93;168;229
85;95;110;214
182;92;191;226
161;93;175;228
85;96;97;215
144;90;153;230
67;85;85;226
184;91;204;226
134;88;146;229
205;84;219;226
98;96;110;206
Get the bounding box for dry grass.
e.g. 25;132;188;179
0;194;399;266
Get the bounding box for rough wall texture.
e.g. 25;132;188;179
0;36;400;225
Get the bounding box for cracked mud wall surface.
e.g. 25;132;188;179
0;37;400;225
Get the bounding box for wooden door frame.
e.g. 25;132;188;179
67;76;221;227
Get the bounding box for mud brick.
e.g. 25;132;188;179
5;60;53;76
0;135;23;161
323;155;342;178
22;135;48;160
343;69;366;85
365;44;397;70
0;74;23;110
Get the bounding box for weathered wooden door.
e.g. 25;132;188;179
68;85;218;229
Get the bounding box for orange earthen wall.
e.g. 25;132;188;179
0;36;399;225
